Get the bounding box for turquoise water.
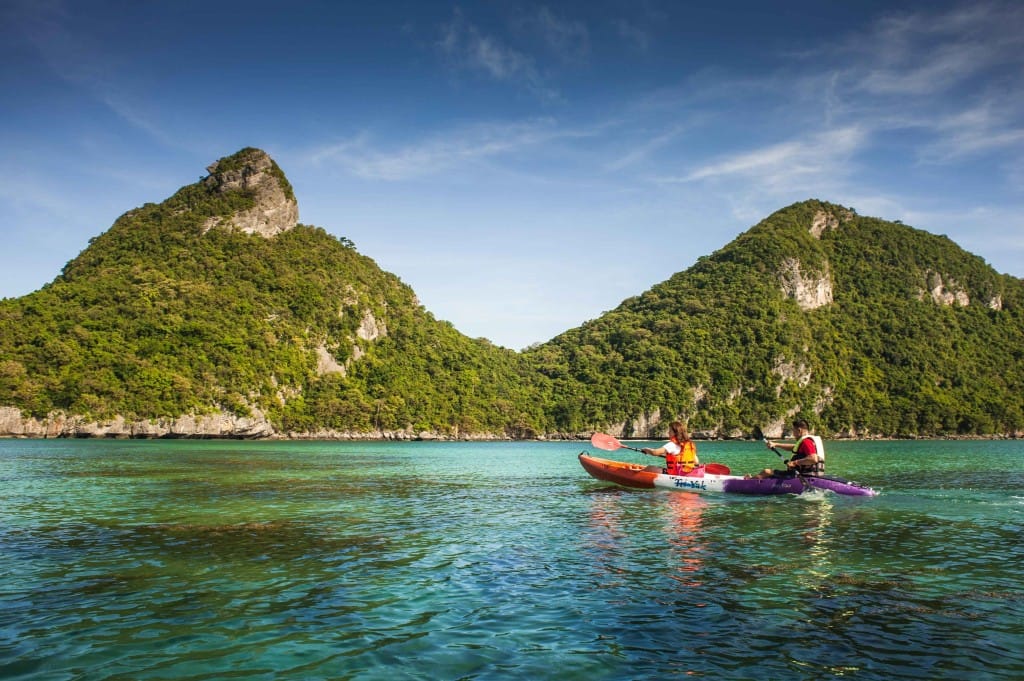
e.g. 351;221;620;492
1;438;1022;680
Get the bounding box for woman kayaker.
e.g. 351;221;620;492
642;421;699;475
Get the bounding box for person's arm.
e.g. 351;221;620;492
786;441;819;468
787;453;818;469
641;446;667;458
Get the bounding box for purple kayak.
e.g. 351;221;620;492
721;473;877;496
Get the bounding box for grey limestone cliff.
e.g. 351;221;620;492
201;148;298;237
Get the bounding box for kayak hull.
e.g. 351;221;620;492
576;454;659;489
578;453;876;496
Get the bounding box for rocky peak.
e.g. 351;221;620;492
201;147;298;238
809;206;855;239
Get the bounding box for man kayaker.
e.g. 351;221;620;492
641;421;699;475
751;419;823;479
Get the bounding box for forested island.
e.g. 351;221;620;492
1;148;1021;439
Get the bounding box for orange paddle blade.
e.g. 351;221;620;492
590;432;623;451
704;462;731;475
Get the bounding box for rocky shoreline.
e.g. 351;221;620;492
0;407;1018;441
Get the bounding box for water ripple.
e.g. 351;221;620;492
1;440;1023;679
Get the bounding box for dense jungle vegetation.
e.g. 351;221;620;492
529;201;1024;437
0;150;544;436
1;149;1021;437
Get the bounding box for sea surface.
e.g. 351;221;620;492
1;438;1022;680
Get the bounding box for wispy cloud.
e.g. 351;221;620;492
308;118;571;180
660;126;867;188
845;3;1024;96
923;100;1024;161
676;1;1024;184
438;8;557;100
603;124;688;172
613;19;651;52
8;0;178;147
0;165;79;218
529;7;590;63
836;3;1024;168
1007;156;1024;193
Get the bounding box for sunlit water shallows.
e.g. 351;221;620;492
1;438;1022;680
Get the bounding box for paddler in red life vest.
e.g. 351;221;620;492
753;418;824;479
641;421;699;475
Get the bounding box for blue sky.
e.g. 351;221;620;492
2;0;1022;349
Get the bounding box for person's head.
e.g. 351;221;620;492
792;418;810;435
668;421;689;442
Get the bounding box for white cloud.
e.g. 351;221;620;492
662;126;867;188
858;42;993;97
307;118;566;181
920;100;1024;162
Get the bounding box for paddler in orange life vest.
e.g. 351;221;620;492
754;418;824;479
642;421;699;475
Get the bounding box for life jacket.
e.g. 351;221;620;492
792;434;825;475
666;438;698;475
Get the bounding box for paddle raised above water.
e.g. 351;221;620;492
590;432;643;453
753;425;808;487
590;432;731;474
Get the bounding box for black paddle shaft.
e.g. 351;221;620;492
755;426;809;487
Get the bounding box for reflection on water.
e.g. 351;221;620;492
584;489;709;592
798;495;836;587
663;493;707;589
583;489;631;589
